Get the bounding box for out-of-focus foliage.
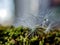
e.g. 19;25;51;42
0;25;60;45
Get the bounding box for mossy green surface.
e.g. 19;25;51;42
0;25;60;45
